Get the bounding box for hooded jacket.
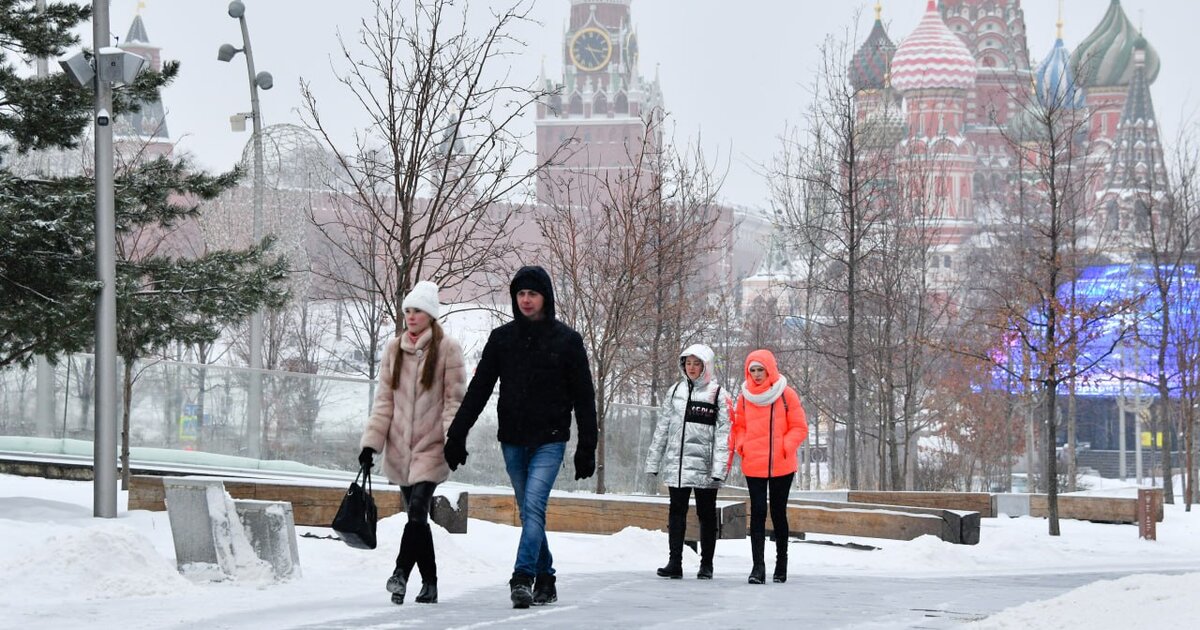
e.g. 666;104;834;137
730;349;808;479
644;344;732;489
361;328;467;486
448;266;599;450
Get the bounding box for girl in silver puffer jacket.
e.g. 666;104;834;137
644;343;732;579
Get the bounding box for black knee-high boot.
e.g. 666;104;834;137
697;513;716;579
773;535;788;583
414;523;438;603
387;523;419;604
748;534;766;584
656;511;685;578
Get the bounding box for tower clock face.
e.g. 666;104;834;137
570;27;612;72
625;33;639;69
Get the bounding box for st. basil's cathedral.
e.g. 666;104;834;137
850;0;1165;282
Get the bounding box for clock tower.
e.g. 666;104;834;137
535;0;664;207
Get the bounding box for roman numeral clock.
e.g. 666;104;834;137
569;27;612;72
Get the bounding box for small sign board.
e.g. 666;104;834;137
1137;488;1158;540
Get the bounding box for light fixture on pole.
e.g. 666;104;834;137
218;0;272;459
59;1;146;518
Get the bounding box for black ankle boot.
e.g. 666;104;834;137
386;571;407;605
533;574;557;605
415;579;438;603
509;573;534;609
656;558;683;578
748;536;766;584
696;562;713;580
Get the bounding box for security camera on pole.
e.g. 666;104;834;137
58;1;147;518
219;0;273;459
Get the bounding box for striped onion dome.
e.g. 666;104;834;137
1036;34;1085;110
850;6;895;92
1070;0;1160;88
890;0;976;92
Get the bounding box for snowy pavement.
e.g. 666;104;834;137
250;570;1174;630
3;473;1200;629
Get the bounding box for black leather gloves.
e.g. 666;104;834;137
574;448;596;480
358;446;375;468
443;436;469;471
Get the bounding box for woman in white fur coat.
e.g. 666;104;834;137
359;281;466;606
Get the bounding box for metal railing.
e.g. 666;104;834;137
0;354;680;494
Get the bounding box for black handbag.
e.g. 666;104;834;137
331;464;378;549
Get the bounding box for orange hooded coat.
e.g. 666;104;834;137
730;349;808;478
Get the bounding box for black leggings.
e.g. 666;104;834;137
667;486;718;537
402;481;437;524
746;473;794;540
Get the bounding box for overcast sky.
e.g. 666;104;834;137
103;0;1199;210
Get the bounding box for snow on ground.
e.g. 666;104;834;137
1;473;1199;628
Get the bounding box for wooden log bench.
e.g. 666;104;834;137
468;492;747;540
129;474;468;534
781;499;981;545
992;493;1165;524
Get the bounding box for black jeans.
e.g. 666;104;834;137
745;473;794;540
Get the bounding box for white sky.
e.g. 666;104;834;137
99;0;1200;210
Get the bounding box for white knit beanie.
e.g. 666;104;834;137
401;281;440;318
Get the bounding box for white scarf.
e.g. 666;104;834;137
741;376;787;407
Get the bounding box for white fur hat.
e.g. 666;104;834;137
401;281;440;318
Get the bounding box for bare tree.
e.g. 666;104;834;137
300;0;565;350
970;77;1137;535
778;28;897;489
538;113;725;493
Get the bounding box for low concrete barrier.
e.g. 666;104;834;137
233;499;301;580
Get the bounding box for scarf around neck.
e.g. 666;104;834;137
741;375;787;407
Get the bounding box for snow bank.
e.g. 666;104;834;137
974;572;1200;628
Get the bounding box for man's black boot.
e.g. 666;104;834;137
509;573;534;609
532;573;557;605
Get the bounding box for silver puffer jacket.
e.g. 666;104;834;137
645;344;732;489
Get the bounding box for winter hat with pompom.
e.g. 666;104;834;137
401;281;440;318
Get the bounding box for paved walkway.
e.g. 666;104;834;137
270;569;1162;629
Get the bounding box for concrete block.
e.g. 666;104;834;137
993;493;1032;517
430;491;468;534
162;477;272;582
234;499;301;580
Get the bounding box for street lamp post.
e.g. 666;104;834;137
219;0;273;459
93;0;118;518
58;1;146;518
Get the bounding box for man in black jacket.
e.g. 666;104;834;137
444;265;597;609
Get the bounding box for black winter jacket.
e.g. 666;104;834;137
448;266;598;450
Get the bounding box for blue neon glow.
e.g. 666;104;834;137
995;264;1199;398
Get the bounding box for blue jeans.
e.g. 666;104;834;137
501;441;565;578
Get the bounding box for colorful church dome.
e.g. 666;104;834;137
1035;21;1085;110
1070;0;1160;88
890;0;976;93
850;3;895;92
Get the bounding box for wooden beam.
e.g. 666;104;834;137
1029;494;1163;524
787;499;980;544
847;491;994;518
128;475;465;533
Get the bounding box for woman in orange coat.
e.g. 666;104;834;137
730;349;808;584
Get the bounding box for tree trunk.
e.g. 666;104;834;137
121;358;134;491
1067;377;1077;492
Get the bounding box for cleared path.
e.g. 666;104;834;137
236;569;1171;629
